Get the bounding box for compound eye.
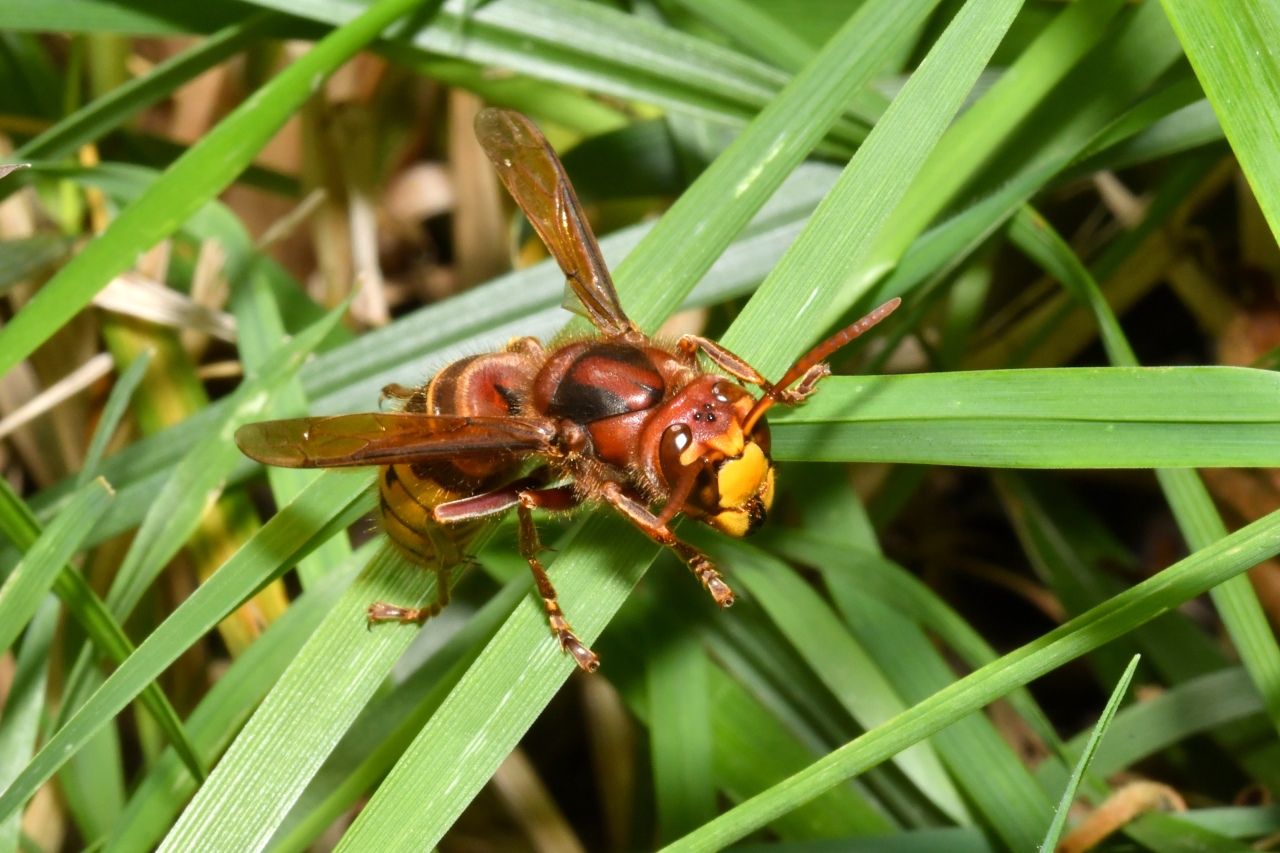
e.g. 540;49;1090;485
659;423;693;484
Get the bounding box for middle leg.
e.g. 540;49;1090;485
515;487;599;672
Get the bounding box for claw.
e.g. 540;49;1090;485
366;601;429;628
561;634;600;672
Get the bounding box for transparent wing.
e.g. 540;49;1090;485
234;412;556;469
475;108;635;338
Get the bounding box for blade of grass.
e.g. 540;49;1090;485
0;470;375;826
721;0;1024;378
662;505;1280;852
75;348;150;490
55;298;352;742
0;478;112;656
263;574;530;853
0;478;202;781
101;543;373;853
154;546;455;853
0;597;56;853
11;12;278;164
767;367;1280;468
1010;206;1280;741
1159;0;1280;240
0;0;432;378
708;536;968;824
765;528;1059;750
1036;667;1263;794
648;622;716;842
1040;655;1139;852
230;259;352;589
579;0;946;333
854;0;1128;299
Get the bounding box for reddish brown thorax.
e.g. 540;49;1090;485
532;340;685;470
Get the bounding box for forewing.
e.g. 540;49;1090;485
475;108;635;338
234;412;556;469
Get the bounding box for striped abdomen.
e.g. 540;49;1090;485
377;352;532;564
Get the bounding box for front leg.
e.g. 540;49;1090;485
601;482;735;607
678;335;773;390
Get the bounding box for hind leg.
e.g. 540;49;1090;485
515;489;598;671
366;565;452;626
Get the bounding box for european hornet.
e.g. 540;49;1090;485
235;109;899;671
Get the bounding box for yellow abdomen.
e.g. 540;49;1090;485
378;463;487;566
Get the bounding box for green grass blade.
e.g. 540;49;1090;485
722;0;1024;378
54;299;352;746
768;367;1280;468
0;597;56;853
107;297;348;615
661;506;1280;852
0;478;202;783
333;513;656;851
1040;655;1139;852
766;529;1059;749
1010;207;1280;740
710;536;968;824
75;348;151;490
670;0;816;73
0;470;374;826
0;478;112;656
155;547;447;853
12;12;278;163
102;544;372;853
648;626;717;842
862;0;1129;288
588;0;944;333
0;0;429;378
230;260;353;588
1159;0;1280;240
264;574;530;853
707;666;892;839
1037;667;1262;794
0;235;72;296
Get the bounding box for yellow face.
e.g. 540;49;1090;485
705;441;775;538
